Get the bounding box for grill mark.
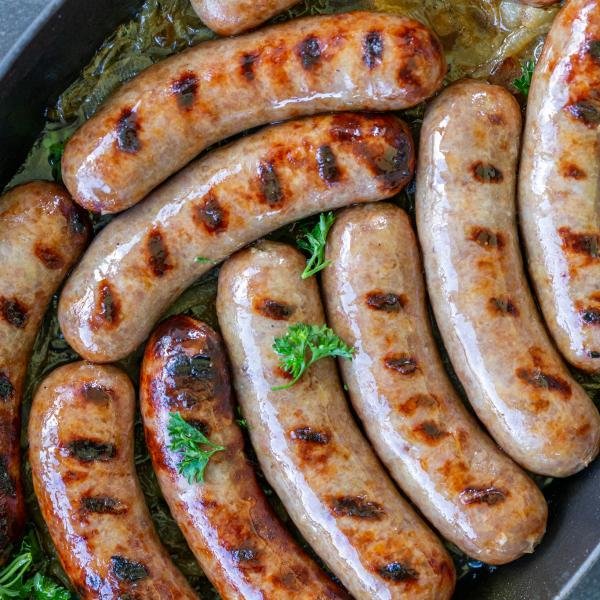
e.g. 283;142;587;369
147;228;172;277
489;297;519;316
378;562;418;582
66;205;87;236
290;427;330;444
516;368;572;398
66;440;116;462
0;374;14;402
254;298;293;320
559;228;599;258
362;133;413;191
231;547;257;563
0;297;28;329
194;193;228;234
384;354;418;375
366;291;407;312
316;145;340;184
81;383;113;404
560;162;587;180
0;457;15;497
363;31;383;69
582;308;600;325
111;556;149;582
472;161;503;183
298;36;322;69
589;350;600;358
330;113;363;142
566;101;600;127
413;421;449;444
399;393;438;416
331;496;384;519
468;226;505;249
241;52;259;80
587;40;600;62
81;496;127;515
459;486;506;506
166;353;213;381
34;244;64;270
91;280;120;330
115;107;140;153
171;71;198;110
257;161;283;206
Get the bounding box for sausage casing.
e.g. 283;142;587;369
0;181;90;562
519;0;600;372
59;113;415;363
192;0;299;35
141;315;348;599
416;79;600;477
61;12;444;213
28;362;197;599
322;203;548;565
217;241;455;600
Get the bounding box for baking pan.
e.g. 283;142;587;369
0;1;599;598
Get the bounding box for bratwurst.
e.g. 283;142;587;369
59;112;415;362
217;241;455;600
29;362;197;599
191;0;299;35
141;315;348;599
519;0;600;372
416;80;600;477
61;12;444;213
0;181;90;563
322;203;548;565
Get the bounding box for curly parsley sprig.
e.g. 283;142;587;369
512;59;535;96
272;323;354;390
297;212;335;279
168;413;225;484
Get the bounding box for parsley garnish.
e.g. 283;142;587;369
297;212;335;279
513;59;535;96
168;413;225;484
0;533;72;599
272;323;354;390
194;256;217;264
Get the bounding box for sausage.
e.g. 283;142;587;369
216;240;456;600
191;0;299;36
61;12;444;214
416;79;600;477
28;362;197;599
0;181;90;563
519;0;600;372
140;315;348;599
321;203;548;565
518;0;559;7
58;112;415;363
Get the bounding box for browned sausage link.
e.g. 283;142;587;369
58;113;415;363
0;182;90;563
192;0;300;36
216;241;455;600
416;80;600;477
28;362;197;599
322;203;548;565
61;12;445;213
519;0;600;372
141;315;348;599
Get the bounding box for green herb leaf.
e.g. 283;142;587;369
194;256;216;264
272;323;354;390
297;212;335;279
513;59;535;96
24;573;72;600
167;413;224;484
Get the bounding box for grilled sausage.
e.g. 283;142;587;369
141;315;348;599
322;203;548;564
0;182;90;563
29;362;197;599
216;241;456;600
416;79;600;477
61;12;444;214
191;0;299;35
519;0;600;372
59;112;415;363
